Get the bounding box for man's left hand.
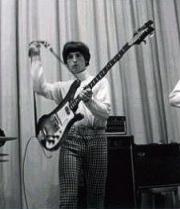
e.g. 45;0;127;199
79;88;93;103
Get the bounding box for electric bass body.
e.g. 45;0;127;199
36;80;84;151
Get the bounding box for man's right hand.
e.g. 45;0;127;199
28;42;41;57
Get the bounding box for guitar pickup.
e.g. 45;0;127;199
51;115;60;130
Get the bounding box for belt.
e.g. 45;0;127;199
69;126;105;136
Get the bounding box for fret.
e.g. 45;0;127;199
99;70;105;76
107;62;113;69
96;73;103;80
94;76;99;83
70;96;81;111
92;79;97;86
87;82;94;89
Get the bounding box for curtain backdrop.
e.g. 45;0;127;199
0;0;180;208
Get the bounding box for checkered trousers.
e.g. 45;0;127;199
58;127;107;209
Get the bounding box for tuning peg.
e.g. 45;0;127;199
133;31;138;37
144;20;154;27
149;31;155;38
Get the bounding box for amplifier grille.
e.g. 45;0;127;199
134;144;180;188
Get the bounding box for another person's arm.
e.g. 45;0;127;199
169;80;180;108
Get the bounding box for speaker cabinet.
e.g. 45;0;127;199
134;143;180;189
105;135;136;208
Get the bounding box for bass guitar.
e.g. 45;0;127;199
35;20;154;151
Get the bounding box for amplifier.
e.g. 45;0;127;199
106;135;136;208
106;116;126;134
134;143;180;188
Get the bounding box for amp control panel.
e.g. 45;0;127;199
106;116;126;135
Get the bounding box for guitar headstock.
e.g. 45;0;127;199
129;20;155;46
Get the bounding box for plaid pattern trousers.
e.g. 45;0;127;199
59;127;107;209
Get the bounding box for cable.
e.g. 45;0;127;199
22;136;52;209
29;40;80;80
29;40;65;66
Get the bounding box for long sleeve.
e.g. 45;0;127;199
31;59;45;94
85;78;111;120
31;59;64;104
169;80;180;108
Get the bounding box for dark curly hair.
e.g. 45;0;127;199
62;41;91;66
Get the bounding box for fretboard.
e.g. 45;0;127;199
86;42;130;89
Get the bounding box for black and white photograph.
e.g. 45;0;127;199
0;0;180;209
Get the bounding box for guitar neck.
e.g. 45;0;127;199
86;42;131;89
72;42;131;109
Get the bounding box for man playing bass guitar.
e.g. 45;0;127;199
29;41;111;209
